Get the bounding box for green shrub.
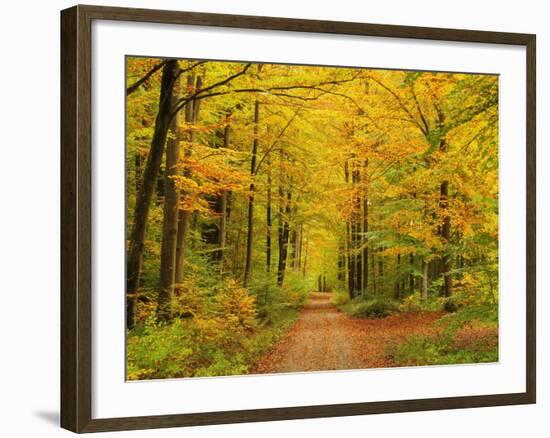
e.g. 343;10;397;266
127;272;303;380
340;297;399;319
126;317;194;380
437;302;498;334
387;333;498;366
398;292;446;313
331;290;350;306
248;271;309;322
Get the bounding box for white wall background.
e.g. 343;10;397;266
0;0;545;436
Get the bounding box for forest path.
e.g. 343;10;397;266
251;292;443;374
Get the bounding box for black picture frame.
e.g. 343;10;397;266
61;4;536;433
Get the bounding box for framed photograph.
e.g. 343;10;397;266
60;4;536;433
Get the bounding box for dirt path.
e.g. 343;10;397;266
252;292;443;374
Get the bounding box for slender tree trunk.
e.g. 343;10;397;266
338;241;345;282
421;258;428;300
440;178;452;297
290;230;297;269
378;247;384;292
436;108;453;297
126;60;178;329
343;226;349;289
371;245;377;295
353;166;362;295
347;220;354;296
157;78;182;322
298;225;303;268
244;100;260;286
395;254;402;299
294;227;300;269
175;75;202;283
409;253;415;294
277;184;291;287
278;164;284;283
203;124;231;257
344;161;355;298
302;235;308;277
266;154;272;273
217;125;230;265
362;161;369;295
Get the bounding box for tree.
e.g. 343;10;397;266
126;59;179;329
157;76;183;321
243;100;260;287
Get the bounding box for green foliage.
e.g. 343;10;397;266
125;57;500;377
438;302;498;334
331;290;350;306
340;296;399;319
387;332;498;366
126;317;194;380
127;303;301;379
388;292;498;367
247;271;309;322
398;292;446;312
128;254;308;379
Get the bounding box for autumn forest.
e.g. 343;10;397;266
126;57;499;380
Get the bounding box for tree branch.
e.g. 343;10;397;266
172;63;253;116
126;60;168;96
367;75;426;135
254;110;301;175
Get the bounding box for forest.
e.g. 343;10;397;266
125;57;499;380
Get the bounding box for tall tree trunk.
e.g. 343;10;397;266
378;247;384;292
338;241;345;282
421;258;428;300
302;235;308;277
217;124;230;264
175;75;202;283
409;253;415;294
278;163;284;283
347;219;354;296
126;60;178;329
353;166;362;295
395;253;402;299
371;245;377;295
289;230;297;269
157;78;182;322
277;184;291;287
436;108;453;298
134;153;142;193
298;225;303;268
266;154;272;273
244;100;260;286
293;228;301;269
344;161;355;298
440;178;452;297
362;161;369;295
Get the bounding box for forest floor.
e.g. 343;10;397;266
251;292;447;374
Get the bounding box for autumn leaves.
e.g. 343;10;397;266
125;58;499;333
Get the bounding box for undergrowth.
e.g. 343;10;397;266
338;296;399;319
127;267;307;380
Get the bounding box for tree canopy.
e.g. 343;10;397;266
125;57;498;379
